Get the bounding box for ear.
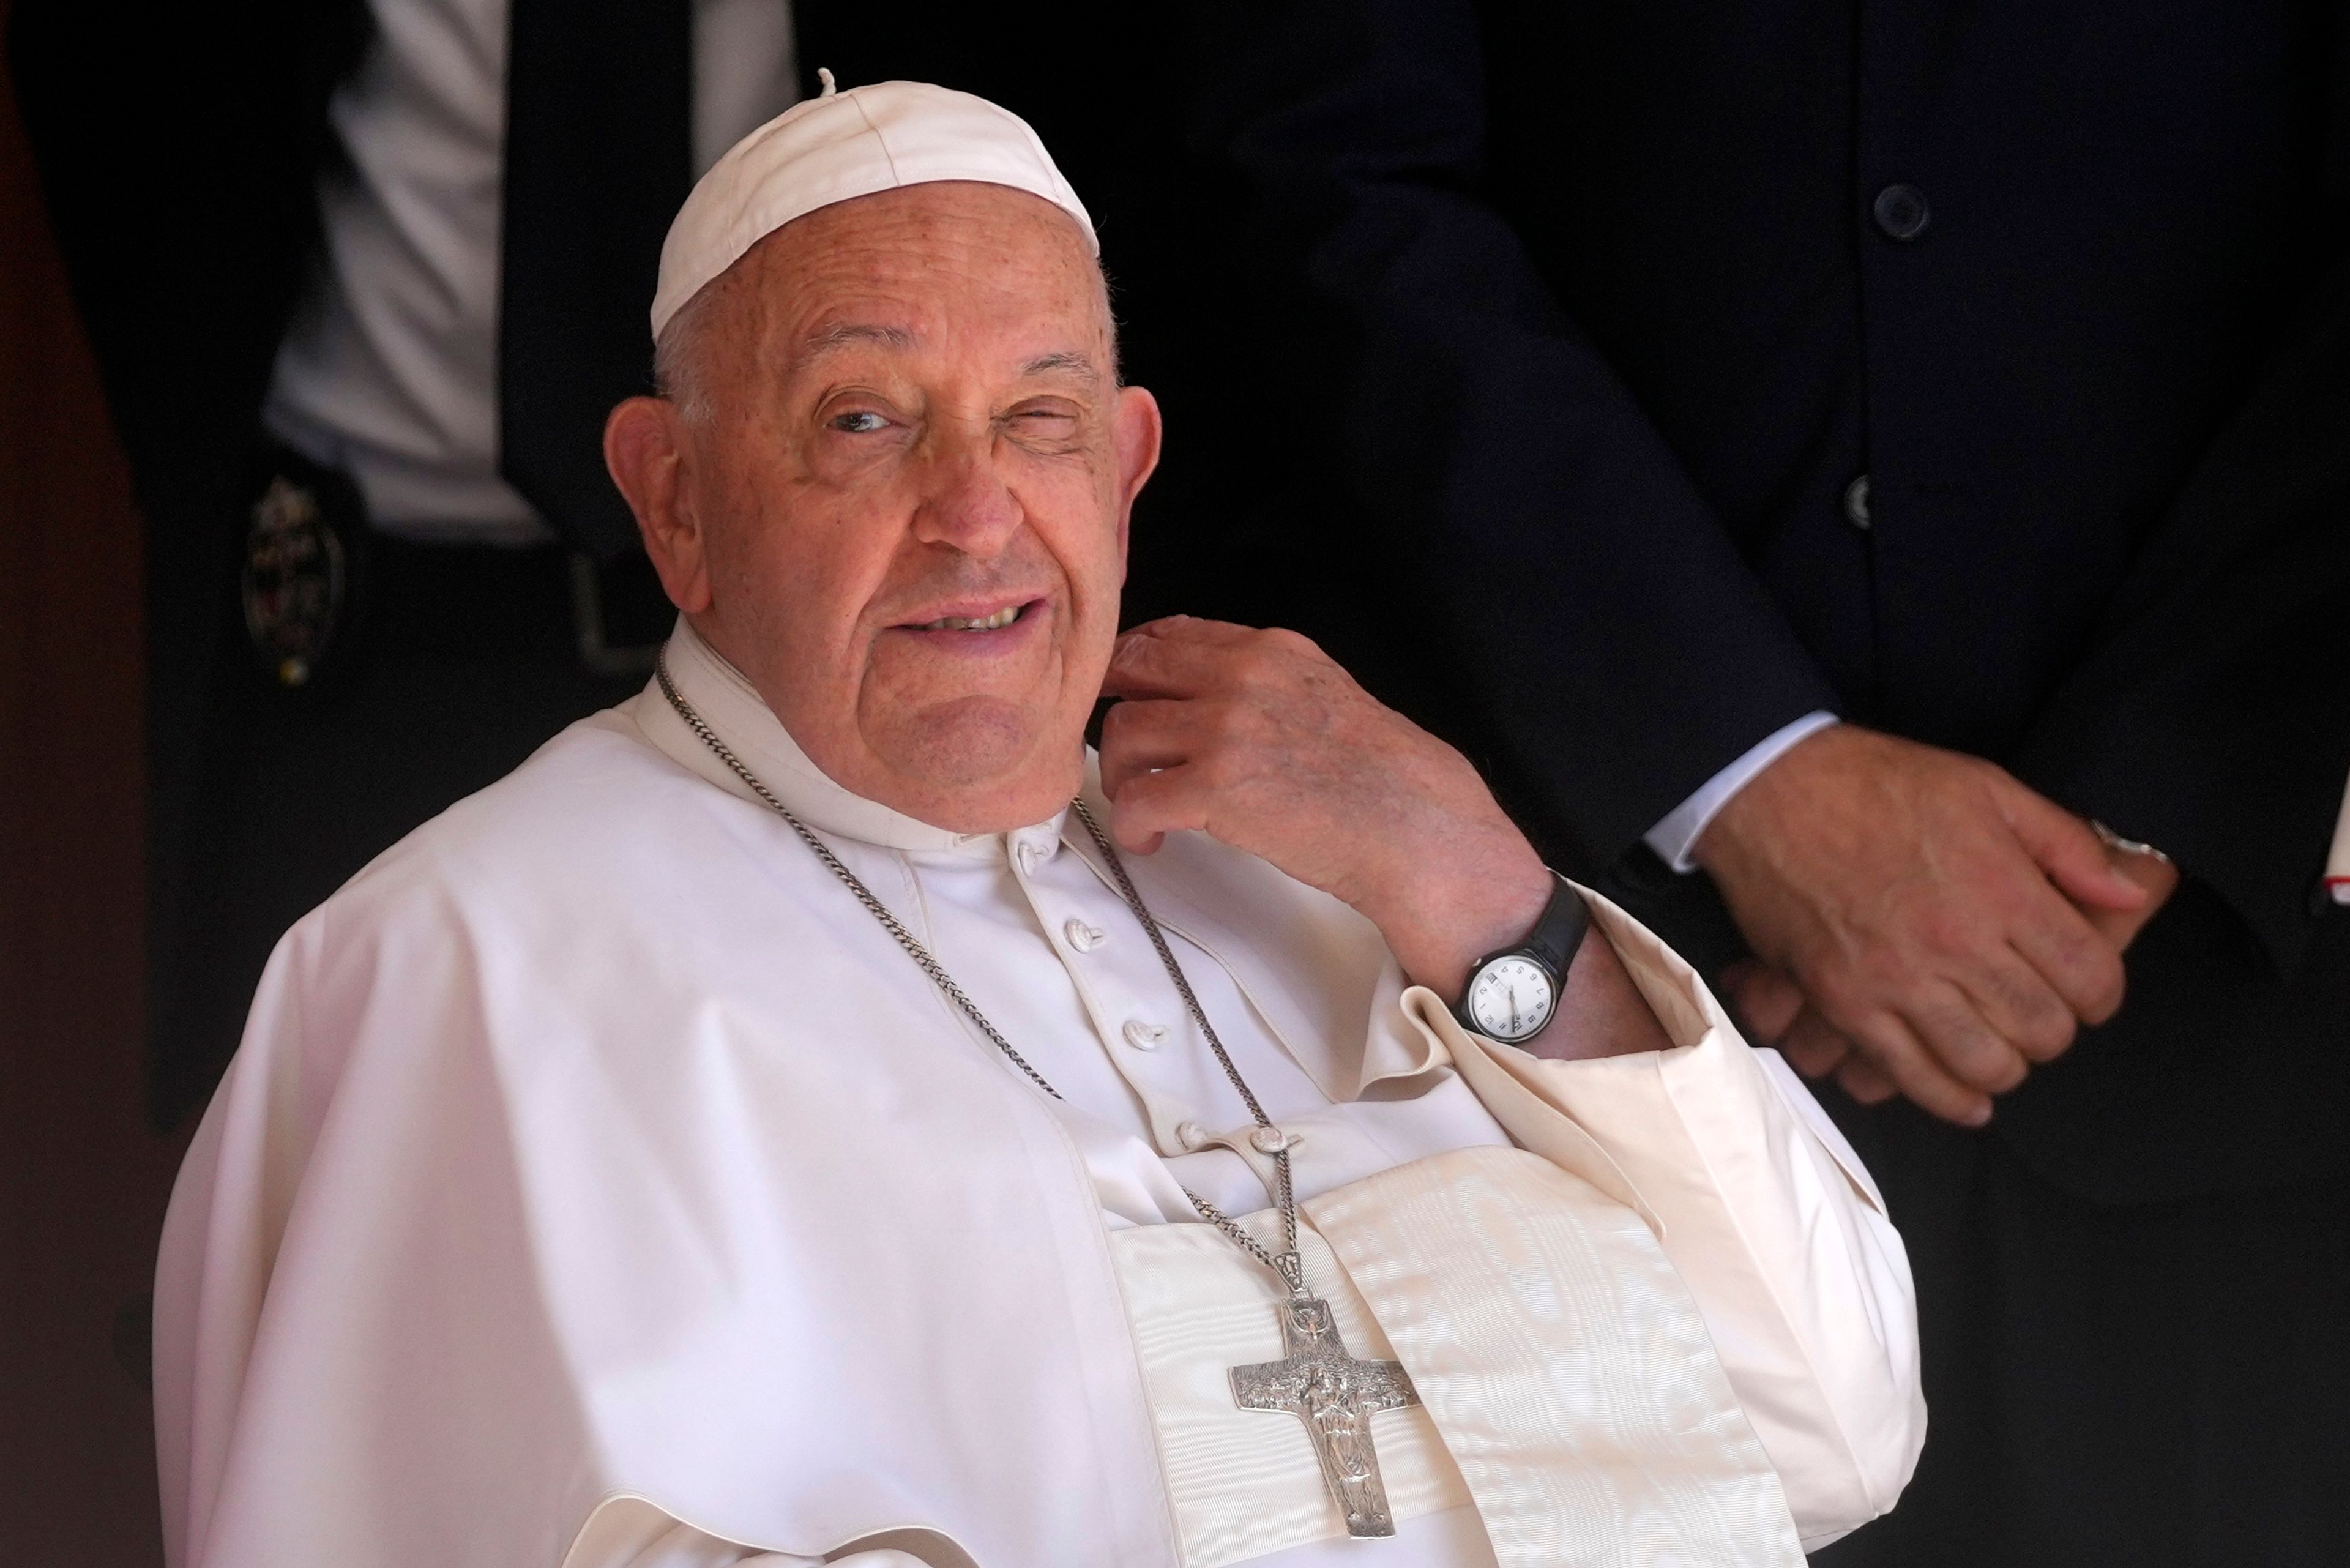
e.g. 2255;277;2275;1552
1110;383;1163;582
605;395;712;614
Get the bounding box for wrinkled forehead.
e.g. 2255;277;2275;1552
696;183;1115;368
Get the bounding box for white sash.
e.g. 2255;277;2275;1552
1109;1144;1805;1567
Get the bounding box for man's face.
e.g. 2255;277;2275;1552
615;182;1160;832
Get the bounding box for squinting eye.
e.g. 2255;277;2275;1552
830;410;890;434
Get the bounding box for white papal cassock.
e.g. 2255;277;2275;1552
155;621;1925;1568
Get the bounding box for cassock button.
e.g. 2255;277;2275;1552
1843;474;1873;531
1177;1121;1210;1149
1873;183;1930;241
1124;1019;1169;1050
1064;918;1108;952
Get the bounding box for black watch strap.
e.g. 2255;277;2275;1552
1521;873;1592;979
1453;873;1591;1025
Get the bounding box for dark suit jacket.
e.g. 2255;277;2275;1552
1198;0;2350;1200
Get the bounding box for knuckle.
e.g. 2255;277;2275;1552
1943;1026;2010;1082
1981;1049;2031;1094
1878;969;1941;1020
1990;973;2068;1047
1259;626;1321;660
1196;747;1246;791
1209;700;1257;750
2020;1019;2075;1063
2020;1001;2078;1059
1229;654;1281;697
2076;950;2127;1021
1917;911;1979;960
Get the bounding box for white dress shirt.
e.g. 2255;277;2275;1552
261;0;796;540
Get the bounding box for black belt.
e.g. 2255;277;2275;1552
240;443;671;689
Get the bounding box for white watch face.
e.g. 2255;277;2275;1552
1467;955;1555;1041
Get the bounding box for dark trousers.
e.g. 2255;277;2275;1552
158;535;649;1122
1813;1106;2350;1567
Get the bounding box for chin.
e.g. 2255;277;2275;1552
876;697;1086;831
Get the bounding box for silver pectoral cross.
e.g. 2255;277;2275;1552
1229;1256;1422;1538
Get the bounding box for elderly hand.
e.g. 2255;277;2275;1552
1095;617;1556;1000
1695;725;2158;1126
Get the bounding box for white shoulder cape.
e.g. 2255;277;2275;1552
158;706;1430;1568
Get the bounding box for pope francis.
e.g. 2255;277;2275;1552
154;79;1925;1568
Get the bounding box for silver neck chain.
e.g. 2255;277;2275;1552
655;650;1305;1291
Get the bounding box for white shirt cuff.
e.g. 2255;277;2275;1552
1643;712;1840;873
1403;884;1925;1546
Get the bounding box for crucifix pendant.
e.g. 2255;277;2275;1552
1229;1256;1422;1539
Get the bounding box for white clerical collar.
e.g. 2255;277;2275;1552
629;618;1069;857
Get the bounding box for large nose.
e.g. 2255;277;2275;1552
908;414;1023;559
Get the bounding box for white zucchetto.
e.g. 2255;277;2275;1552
649;73;1098;340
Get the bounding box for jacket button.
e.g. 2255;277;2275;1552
1843;474;1873;531
1872;183;1930;241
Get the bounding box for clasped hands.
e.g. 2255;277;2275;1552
1696;725;2179;1125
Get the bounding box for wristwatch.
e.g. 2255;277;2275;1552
1452;874;1591;1044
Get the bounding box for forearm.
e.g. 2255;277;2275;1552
1354;823;1553;1001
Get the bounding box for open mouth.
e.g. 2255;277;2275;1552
909;603;1025;632
897;597;1039;635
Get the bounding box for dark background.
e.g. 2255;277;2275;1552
0;0;188;1555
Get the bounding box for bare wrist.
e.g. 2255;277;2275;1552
1692;721;1875;881
1365;836;1553;999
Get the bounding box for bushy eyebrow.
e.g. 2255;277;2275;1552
1020;350;1100;384
799;322;916;360
796;324;1101;384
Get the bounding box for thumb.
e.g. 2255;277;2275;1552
1997;780;2146;912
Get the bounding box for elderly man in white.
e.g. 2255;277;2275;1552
155;79;1923;1568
